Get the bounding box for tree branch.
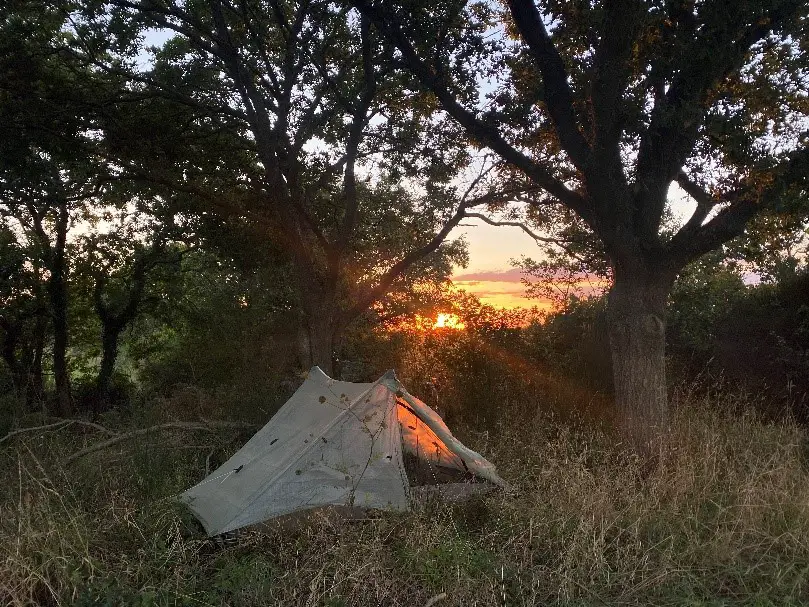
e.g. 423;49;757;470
506;0;591;169
461;213;562;245
65;420;258;465
636;0;805;234
668;145;809;267
462;212;583;260
675;171;718;234
350;0;592;226
590;0;644;158
335;12;377;260
343;187;536;322
0;418;118;445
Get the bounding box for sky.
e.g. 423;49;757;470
451;186;697;310
449;219;541;309
138;29;700;313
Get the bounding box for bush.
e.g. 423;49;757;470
711;273;809;421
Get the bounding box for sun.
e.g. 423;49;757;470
434;313;465;330
391;312;467;333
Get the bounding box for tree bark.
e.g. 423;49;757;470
302;313;342;377
49;202;72;416
91;237;165;416
27;315;46;410
606;269;672;459
0;318;21;396
50;278;71;416
94;326;120;417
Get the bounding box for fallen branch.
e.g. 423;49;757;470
0;420;73;446
0;418;119;446
63;419;119;437
65;420;257;465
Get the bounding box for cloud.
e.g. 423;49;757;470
452;268;524;283
451;267;610;310
451;276;534;309
465;289;523;298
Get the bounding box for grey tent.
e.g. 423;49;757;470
180;367;506;536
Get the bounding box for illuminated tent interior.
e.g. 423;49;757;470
180;367;507;536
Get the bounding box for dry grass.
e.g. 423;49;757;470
1;389;808;606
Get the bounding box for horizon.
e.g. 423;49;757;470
451;185;697;309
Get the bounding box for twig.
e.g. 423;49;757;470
206;448;216;475
0;419;119;445
462;212;564;244
65;421;257;465
65;419;120;437
0;420;73;445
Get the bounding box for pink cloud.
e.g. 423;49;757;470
452;268;524;282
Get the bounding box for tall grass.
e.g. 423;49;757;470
1;387;808;606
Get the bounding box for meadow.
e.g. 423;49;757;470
2;365;808;606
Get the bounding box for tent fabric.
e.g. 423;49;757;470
389;383;504;487
180;367;505;536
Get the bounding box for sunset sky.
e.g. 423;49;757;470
449;219;540;309
451;186;696;309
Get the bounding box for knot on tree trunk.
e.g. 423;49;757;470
642;313;665;337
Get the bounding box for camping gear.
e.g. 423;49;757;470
180;367;506;536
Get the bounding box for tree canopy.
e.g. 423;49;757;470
351;0;809;454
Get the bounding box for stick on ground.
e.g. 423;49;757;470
65;420;257;464
0;419;118;446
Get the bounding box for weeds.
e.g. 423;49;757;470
1;389;808;606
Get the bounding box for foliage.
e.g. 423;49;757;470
125;250;293;407
710;271;809;420
354;0;809;452
667;252;748;360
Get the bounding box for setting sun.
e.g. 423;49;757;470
434;313;465;330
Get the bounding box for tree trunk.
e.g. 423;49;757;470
51;283;71;416
94;326;120;418
303;314;341;377
606;271;671;459
27;316;45;411
49;202;72;416
0;320;21;396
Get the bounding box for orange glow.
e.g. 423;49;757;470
434;313;465;330
406;313;467;332
397;401;462;467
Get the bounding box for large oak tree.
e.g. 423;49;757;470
353;0;809;454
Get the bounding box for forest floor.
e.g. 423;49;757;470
1;387;808;606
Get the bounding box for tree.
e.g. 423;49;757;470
0;220;46;404
79;0;515;375
515;210;611;313
727;212;809;283
0;3;108;415
76;205;188;416
666;250;747;366
353;0;809;455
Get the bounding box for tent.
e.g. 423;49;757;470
180;367;506;536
